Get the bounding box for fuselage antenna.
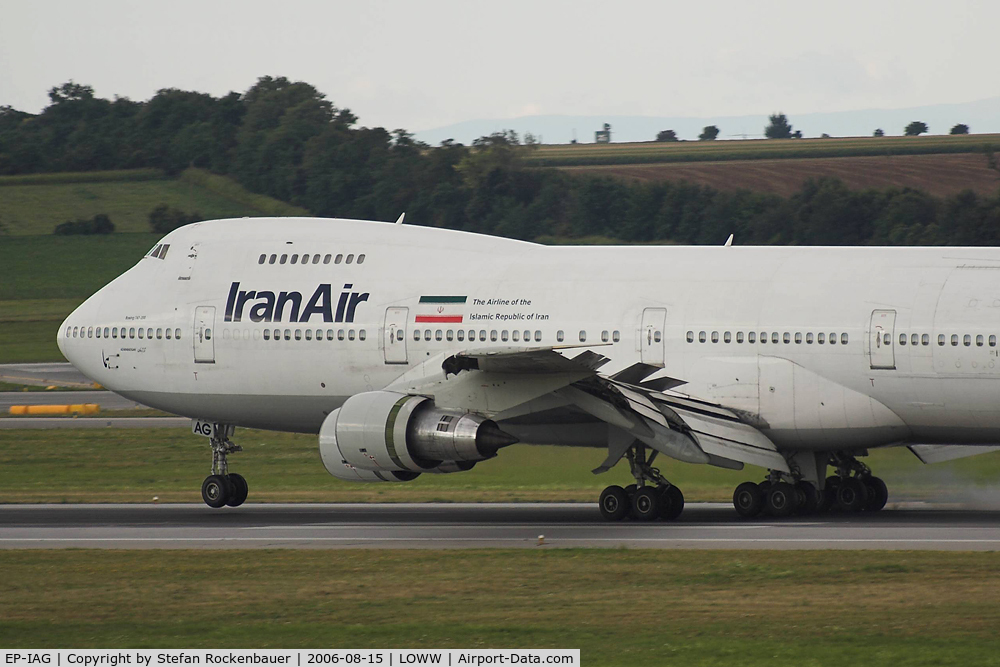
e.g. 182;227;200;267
724;234;734;247
395;212;406;225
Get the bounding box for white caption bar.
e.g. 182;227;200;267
2;650;580;667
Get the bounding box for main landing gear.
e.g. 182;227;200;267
201;426;248;508
599;442;685;522
732;452;888;519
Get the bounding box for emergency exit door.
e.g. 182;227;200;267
868;309;896;370
384;307;409;364
193;306;216;364
641;307;667;367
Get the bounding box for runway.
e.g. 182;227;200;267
0;362;93;388
2;502;999;550
0;390;152;411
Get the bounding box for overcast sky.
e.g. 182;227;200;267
2;0;997;133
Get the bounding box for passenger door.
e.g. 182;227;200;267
383;307;409;364
640;307;667;367
868;309;896;370
193;306;216;364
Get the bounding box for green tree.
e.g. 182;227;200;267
698;125;719;141
905;121;928;136
951;123;970;135
765;113;793;139
656;130;679;142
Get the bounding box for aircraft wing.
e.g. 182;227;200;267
386;348;788;473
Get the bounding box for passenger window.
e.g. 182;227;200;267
104;327;110;338
436;330;443;341
95;327;102;339
991;335;997;347
938;334;946;346
324;254;332;264
911;333;919;346
601;330;609;343
263;329;271;340
557;330;565;342
899;334;907;346
724;331;732;343
358;254;366;264
964;334;972;346
818;333;825;344
312;254;320;264
654;331;661;342
294;329;302;340
580;331;587;342
346;254;354;264
413;329;420;341
501;330;509;342
448;330;456;341
523;330;530;341
138;328;144;339
480;330;487;342
88;327;94;338
952;334;959;346
282;329;290;341
129;327;136;338
305;329;313;341
335;254;343;264
359;330;366;341
806;332;813;344
841;333;848;345
748;332;756;343
922;334;929;346
977;334;984;347
269;254;277;264
760;332;767;343
457;330;465;342
771;332;779;344
328;330;335;341
829;332;836;345
175;328;181;339
736;331;744;343
795;332;802;344
258;254;266;264
686;331;694;343
348;330;356;341
291;254;298;264
425;330;432;341
711;331;719;343
783;332;790;344
534;331;542;342
491;330;498;342
280;254;287;264
699;331;706;343
613;330;620;342
340;330;346;341
512;330;520;342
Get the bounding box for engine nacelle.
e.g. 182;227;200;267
319;391;517;476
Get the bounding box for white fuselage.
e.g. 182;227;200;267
59;217;1000;456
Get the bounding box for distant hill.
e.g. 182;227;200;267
0;168;309;236
414;96;1000;145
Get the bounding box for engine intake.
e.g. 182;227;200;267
319;391;517;478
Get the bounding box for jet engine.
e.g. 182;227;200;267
319;391;517;481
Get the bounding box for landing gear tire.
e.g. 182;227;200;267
733;481;764;518
226;473;248;507
836;477;867;512
660;486;684;520
624;484;637;498
824;476;842;511
795;481;819;515
864;476;888;512
765;482;798;517
631;487;661;521
202;474;230;508
599;485;630;521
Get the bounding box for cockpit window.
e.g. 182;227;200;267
146;243;170;260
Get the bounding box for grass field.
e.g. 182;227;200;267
1;426;998;504
0;168;308;235
529;132;1000;166
558;152;1000;198
2;549;999;664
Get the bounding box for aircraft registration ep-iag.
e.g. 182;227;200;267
57;216;1000;520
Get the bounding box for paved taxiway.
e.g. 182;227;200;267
2;503;999;550
0;362;93;388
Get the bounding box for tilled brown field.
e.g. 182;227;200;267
557;153;1000;197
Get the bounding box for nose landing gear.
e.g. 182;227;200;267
200;426;248;508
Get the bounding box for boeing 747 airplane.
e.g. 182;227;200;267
57;217;1000;520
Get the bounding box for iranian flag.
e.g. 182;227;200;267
416;295;466;323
